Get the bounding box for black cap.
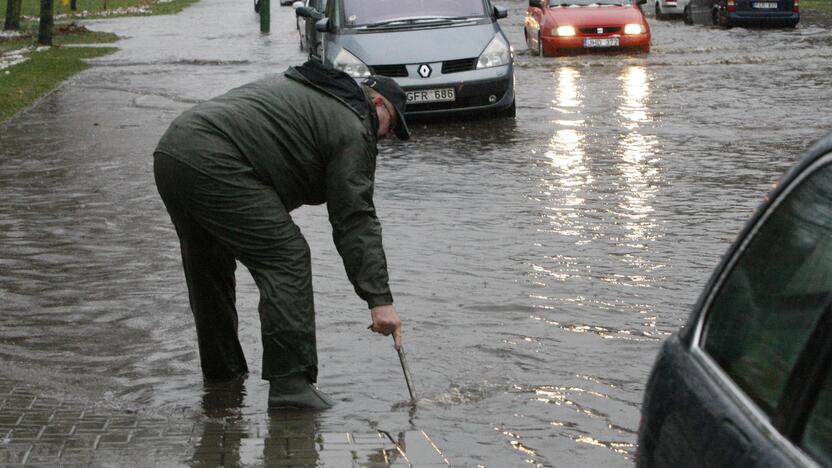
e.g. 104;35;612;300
363;75;410;141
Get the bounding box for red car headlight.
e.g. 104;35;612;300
553;25;577;36
624;23;645;34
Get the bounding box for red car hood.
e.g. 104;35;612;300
545;5;645;26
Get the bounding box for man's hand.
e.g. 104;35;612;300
370;304;402;349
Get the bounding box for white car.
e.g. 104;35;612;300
654;0;689;19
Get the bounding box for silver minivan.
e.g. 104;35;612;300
295;0;515;118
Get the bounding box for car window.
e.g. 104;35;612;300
802;368;832;465
341;0;489;27
701;162;832;415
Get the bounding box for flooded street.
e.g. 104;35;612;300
2;1;832;465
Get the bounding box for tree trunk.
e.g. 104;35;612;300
38;0;53;46
3;0;22;30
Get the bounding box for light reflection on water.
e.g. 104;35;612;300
543;67;591;242
616;66;660;245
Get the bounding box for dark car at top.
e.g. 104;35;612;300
637;132;832;467
295;0;516;118
683;0;799;27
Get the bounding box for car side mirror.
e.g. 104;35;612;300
529;0;543;7
493;5;508;18
315;17;332;32
296;5;324;20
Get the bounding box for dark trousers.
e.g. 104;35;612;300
153;153;318;383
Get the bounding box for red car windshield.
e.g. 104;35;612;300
548;0;632;5
343;0;489;27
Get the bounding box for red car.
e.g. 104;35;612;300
525;0;651;56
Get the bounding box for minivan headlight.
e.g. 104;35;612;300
477;34;511;69
333;48;371;78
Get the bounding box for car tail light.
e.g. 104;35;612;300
793;0;799;12
727;0;736;12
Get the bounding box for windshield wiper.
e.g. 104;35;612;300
441;16;484;21
355;16;471;30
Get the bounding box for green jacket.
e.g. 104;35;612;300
154;62;392;308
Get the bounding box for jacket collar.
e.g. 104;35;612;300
286;60;371;120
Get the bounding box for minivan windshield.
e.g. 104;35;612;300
548;0;632;6
343;0;489;28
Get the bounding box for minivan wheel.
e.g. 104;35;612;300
501;100;516;118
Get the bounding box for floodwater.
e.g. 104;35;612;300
1;1;832;466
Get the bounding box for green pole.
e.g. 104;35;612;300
259;0;269;33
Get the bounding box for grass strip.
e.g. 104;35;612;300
1;0;196;124
2;0;197;20
2;25;117;52
802;0;832;13
0;44;116;122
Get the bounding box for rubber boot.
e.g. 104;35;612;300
268;373;335;410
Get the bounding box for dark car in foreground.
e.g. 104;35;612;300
637;133;832;468
295;0;515;118
684;0;799;27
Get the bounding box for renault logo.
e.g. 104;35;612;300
418;64;432;78
597;27;603;33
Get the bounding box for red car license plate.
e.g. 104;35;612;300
584;37;620;48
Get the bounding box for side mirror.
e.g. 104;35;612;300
493;5;508;18
529;0;543;7
296;5;324;20
315;17;332;32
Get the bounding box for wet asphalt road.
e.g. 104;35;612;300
1;1;832;466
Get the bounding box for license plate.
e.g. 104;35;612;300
406;88;456;103
584;37;620;48
753;1;777;7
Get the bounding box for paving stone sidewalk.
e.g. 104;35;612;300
0;382;450;467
